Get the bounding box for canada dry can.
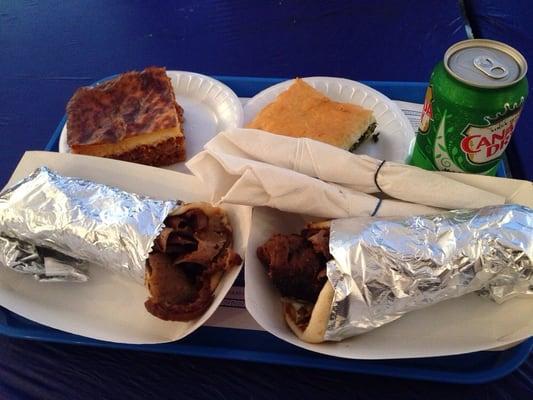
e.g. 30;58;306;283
410;39;528;175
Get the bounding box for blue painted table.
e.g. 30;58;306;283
0;1;531;398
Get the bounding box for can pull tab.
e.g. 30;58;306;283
474;56;508;79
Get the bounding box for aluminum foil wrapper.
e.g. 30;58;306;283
325;204;533;341
0;167;178;283
0;236;90;282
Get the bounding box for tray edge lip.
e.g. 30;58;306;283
1;316;531;384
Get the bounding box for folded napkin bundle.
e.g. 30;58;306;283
187;129;530;218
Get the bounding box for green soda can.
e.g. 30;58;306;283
410;39;528;175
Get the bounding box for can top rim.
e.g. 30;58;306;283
444;39;528;89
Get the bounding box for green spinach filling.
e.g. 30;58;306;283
349;122;378;152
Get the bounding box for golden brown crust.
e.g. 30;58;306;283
67;66;182;147
247;78;375;149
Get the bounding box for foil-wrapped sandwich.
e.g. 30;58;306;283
257;205;532;343
0;167;242;321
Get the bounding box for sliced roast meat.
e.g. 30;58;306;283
145;206;242;321
145;252;196;305
164;215;194;238
145;270;214;321
257;229;330;303
154;227;197;253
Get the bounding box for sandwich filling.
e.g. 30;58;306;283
257;227;331;330
349;122;378;152
145;204;242;321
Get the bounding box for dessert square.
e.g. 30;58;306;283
67;67;185;166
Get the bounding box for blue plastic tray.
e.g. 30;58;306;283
1;76;529;384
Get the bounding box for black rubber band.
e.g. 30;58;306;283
374;160;387;194
371;198;383;217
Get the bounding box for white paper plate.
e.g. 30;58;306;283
59;71;244;173
245;207;533;360
0;151;252;344
244;77;415;163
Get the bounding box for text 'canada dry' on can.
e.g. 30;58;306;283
410;39;528;175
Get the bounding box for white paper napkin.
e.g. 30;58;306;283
187;129;512;218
